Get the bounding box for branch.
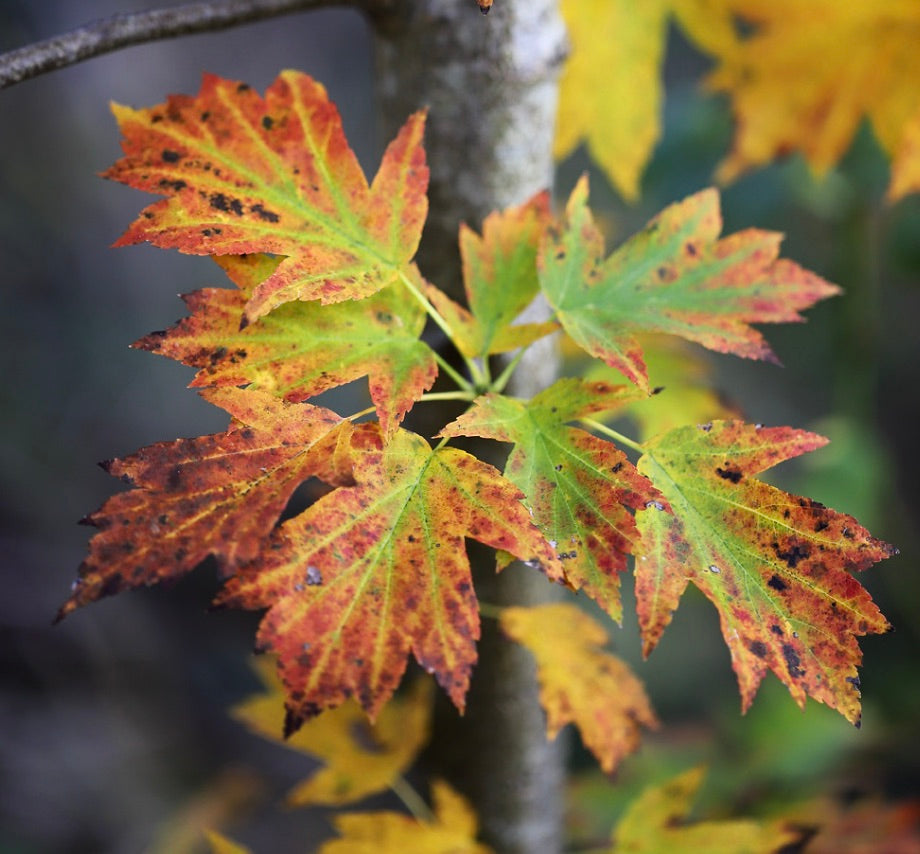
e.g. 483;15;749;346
0;0;383;90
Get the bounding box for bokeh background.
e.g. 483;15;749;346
1;2;918;851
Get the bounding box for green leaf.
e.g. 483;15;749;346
539;177;840;391
441;378;656;621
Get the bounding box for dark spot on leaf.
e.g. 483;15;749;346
151;114;163;123
240;428;255;440
782;643;805;679
158;178;186;191
237;83;251;93
262;116;274;130
305;566;323;586
161;149;181;163
611;462;623;473
842;526;854;539
554;464;563;471
770;624;783;636
699;422;712;432
685;241;698;256
846;675;861;690
167;466;182;490
767;574;788;591
715;464;743;483
774;541;811;568
555;249;566;260
251;203;279;222
749;640;767;658
200;111;210;122
814;519;829;532
209;192;244;216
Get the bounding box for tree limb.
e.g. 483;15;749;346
0;0;384;90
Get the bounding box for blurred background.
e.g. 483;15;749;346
0;2;917;851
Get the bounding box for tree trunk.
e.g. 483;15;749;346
371;3;568;852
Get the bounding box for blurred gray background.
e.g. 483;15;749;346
1;2;918;852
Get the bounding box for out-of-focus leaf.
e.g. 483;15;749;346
233;659;432;806
500;603;657;772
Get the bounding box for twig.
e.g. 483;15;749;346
0;0;381;90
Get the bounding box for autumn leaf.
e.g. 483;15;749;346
57;388;347;621
610;766;800;853
539;178;840;391
500;603;657;773
233;659;432;806
554;0;738;199
217;424;562;729
441;378;655;621
104;70;428;322
701;2;920;186
635;421;896;725
890;105;920;202
136;254;437;437
425;192;557;359
205;831;251;854
321;779;492;854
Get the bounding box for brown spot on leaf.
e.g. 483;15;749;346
715;464;743;483
161;149;181;163
767;574;788;591
749;640;767;658
782;643;804;678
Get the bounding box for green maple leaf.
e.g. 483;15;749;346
104;70;428;323
540;177;840;391
425;192;558;359
636;420;896;724
217;424;563;729
441;378;657;621
136;254;437;436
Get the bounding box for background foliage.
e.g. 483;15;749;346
1;1;918;851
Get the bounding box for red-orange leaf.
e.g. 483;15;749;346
104;71;428;322
539;177;840;391
58;388;346;621
135;254;437;437
441;378;657;622
217;424;562;729
500;604;657;773
636;421;896;725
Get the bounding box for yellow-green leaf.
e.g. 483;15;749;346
611;767;799;852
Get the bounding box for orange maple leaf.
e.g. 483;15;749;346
217;424;562;729
104;71;428;322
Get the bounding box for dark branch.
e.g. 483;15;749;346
0;0;385;90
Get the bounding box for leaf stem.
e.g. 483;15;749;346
345;405;377;422
580;418;645;454
419;390;476;403
390;774;436;824
491;347;529;394
433;351;474;392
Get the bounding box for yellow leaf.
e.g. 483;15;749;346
205;830;252;854
500;603;657;773
320;780;493;854
232;659;432;806
611;767;800;852
703;1;920;184
556;0;669;200
889;105;920;201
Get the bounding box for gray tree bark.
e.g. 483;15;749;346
373;3;568;852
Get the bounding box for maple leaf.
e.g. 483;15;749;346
321;779;492;854
136;254;437;437
104;70;428;322
441;378;656;622
700;2;920;185
610;766;800;853
217;424;562;729
635;421;896;725
57;388;346;621
554;0;739;199
500;603;657;773
539;178;840;391
233;659;432;806
425;192;558;359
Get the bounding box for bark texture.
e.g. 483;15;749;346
373;3;568;852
